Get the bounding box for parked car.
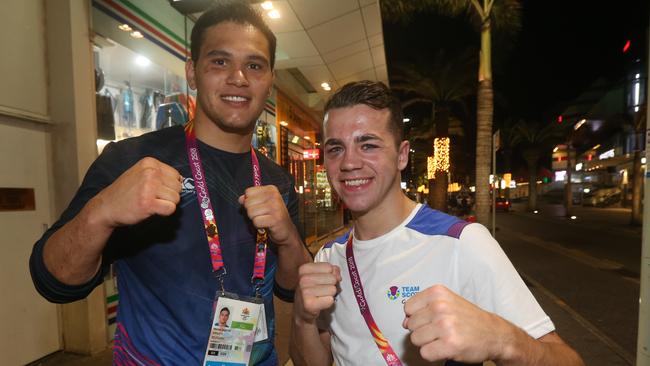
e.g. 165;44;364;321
494;197;511;212
582;186;621;207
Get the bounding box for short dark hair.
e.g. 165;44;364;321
324;81;404;145
220;307;230;315
190;1;277;68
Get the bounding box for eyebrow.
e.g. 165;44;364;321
323;134;382;147
204;50;269;66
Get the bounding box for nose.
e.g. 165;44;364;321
340;149;362;171
227;66;249;87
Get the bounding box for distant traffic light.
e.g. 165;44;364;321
557;115;563;123
623;40;631;53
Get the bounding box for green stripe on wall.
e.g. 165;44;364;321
118;0;189;48
107;294;119;303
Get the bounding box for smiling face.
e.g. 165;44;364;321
323;104;409;217
186;21;273;136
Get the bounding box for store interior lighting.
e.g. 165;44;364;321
118;24;132;32
304;136;311;140
261;1;274;10
135;55;151;67
130;31;144;39
279;120;288;126
321;82;331;91
267;9;281;18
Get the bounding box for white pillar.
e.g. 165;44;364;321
45;0;108;354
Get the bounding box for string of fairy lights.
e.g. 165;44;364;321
428;137;450;179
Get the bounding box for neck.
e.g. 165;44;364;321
352;190;417;241
193;114;253;153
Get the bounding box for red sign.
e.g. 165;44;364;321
303;149;320;160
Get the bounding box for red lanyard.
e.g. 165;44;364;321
184;121;268;291
346;234;403;365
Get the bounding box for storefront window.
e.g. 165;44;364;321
95;42;195;147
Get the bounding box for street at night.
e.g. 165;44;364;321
494;201;641;365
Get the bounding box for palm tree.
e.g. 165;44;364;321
382;0;522;225
391;50;476;211
510;120;565;211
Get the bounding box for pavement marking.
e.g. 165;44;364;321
502;230;640;284
521;273;635;365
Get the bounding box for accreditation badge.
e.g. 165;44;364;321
203;293;263;366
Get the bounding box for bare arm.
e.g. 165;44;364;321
289;263;340;366
405;285;584;365
43;157;181;285
496;330;584;366
290;320;333;366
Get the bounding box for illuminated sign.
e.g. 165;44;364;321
599;149;615;160
303;149;320;160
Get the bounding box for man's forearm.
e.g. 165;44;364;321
497;327;584;366
275;231;312;290
43;197;114;285
290;319;332;366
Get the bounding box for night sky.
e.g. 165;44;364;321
382;0;649;178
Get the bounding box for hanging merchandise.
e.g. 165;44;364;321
165;92;196;121
119;81;136;128
155;102;187;130
139;88;155;130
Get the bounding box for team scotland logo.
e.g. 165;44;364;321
386;286;401;300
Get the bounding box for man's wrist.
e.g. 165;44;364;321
492;315;529;364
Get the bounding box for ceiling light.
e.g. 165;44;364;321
304;136;311;140
135;55;151;67
261;1;274;10
291;136;300;144
130;31;144;39
268;9;280;18
118;24;132;32
321;82;331;91
279;121;288;127
403;118;410;122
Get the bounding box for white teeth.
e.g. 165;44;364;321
345;179;369;186
222;95;248;102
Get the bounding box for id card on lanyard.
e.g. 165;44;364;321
184;121;269;366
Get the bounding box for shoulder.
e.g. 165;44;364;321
108;126;185;163
405;204;471;238
315;230;351;262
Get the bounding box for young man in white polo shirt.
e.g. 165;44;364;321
290;81;584;366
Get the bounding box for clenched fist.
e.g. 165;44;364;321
294;263;342;324
403;285;499;363
239;185;299;246
93;157;182;228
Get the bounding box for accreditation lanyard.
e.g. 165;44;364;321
184;121;268;292
346;233;403;366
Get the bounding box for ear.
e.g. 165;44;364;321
397;140;410;171
185;58;197;90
